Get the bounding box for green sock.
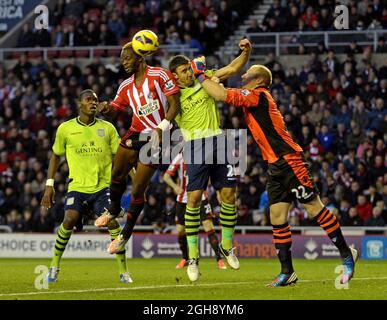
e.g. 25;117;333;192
51;223;72;268
220;202;237;250
185;206;200;259
109;227;127;274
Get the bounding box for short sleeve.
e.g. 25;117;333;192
52;124;66;156
159;69;180;96
111;82;130;111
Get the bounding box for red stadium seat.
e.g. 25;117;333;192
12;52;22;59
75;50;89;58
59;50;74;58
28;51;42;58
61;18;77;28
107;49;120;57
93;49;106;57
47;50;59;59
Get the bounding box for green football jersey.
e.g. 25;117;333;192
175;70;222;141
52;117;120;193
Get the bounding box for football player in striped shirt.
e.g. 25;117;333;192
94;42;181;270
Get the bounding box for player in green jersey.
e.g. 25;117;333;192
41;89;133;283
168;39;251;281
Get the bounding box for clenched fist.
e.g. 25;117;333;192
239;39;252;52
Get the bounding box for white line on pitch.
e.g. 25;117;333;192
0;281;256;297
1;277;387;297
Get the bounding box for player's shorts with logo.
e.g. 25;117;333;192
120;130;150;151
175;199;214;225
267;152;319;206
64;187;110;217
183;133;237;191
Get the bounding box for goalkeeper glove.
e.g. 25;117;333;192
191;56;208;83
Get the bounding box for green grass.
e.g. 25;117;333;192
0;258;386;300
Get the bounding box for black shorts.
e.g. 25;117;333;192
64;188;110;216
267;152;319;206
120;130;150;151
183;134;237;191
120;130;160;167
64;188;110;230
174;200;213;225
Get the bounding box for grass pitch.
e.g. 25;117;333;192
0;258;386;300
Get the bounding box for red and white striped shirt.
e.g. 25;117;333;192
166;153;208;204
111;66;179;133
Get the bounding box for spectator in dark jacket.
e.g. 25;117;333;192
365;207;385;226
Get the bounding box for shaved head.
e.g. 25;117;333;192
249;65;272;87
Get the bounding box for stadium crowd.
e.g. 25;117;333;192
0;0;386;233
0;42;386;232
254;0;387;34
17;0;256;54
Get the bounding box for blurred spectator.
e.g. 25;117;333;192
64;0;84;20
341;207;363;226
308;138;324;162
317;124;334;152
63;25;84;47
324;50;340;75
356;194;373;223
17;24;35;47
142;195;165;231
7;209;23;232
365;207;385;226
21;209;34;232
246;19;262;33
183;33;204;54
33;207;54;232
99;24;117;46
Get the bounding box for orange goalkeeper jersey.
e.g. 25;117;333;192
225;86;302;163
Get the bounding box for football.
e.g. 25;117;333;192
132;29;160;56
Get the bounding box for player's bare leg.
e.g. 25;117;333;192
266;202;298;287
185;190;203;281
107;219;132;283
202;219;226;269
108;163;156;254
303;196;358;284
95;146;137;227
47;209;80;282
218;187;239;269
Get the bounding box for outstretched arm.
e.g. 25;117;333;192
214;39;252;81
99;101;118;121
191;58;259;107
200;78;228;101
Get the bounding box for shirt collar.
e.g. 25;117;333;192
76;117;96;126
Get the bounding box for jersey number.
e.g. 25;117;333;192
291;186;313;200
227;165;235;178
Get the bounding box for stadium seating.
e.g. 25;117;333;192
0;0;386;233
